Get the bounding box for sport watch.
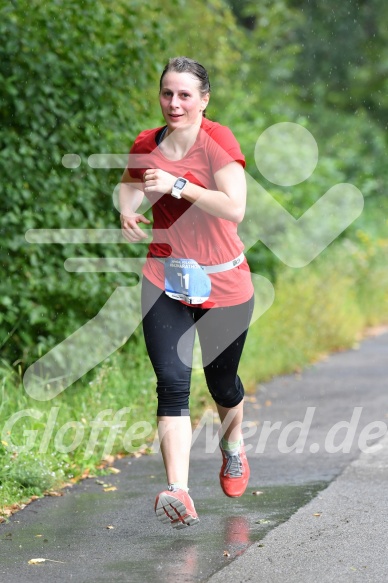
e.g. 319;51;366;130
171;177;188;199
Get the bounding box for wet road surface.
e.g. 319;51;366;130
0;331;387;582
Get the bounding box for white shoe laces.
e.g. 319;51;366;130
223;452;243;477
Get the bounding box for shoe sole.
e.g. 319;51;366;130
155;492;200;529
221;486;248;498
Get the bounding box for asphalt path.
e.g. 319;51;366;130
207;431;388;583
0;331;387;582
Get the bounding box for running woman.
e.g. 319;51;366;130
120;56;254;529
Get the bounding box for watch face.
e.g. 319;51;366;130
175;178;186;189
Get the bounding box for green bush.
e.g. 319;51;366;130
0;0;171;364
240;239;388;386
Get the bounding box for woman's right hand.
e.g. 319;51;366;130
120;213;151;242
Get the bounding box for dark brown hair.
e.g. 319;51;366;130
159;57;211;117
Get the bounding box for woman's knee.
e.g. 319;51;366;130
154;365;191;416
154;362;191;389
156;383;191;416
206;374;245;408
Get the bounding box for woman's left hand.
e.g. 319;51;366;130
143;169;176;195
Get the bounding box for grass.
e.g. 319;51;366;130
0;231;387;515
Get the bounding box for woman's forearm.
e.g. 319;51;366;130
119;183;144;216
181;162;246;223
142;162;247;223
119;169;145;216
181;182;245;223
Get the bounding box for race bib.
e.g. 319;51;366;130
164;258;211;304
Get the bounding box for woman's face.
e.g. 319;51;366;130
159;71;209;130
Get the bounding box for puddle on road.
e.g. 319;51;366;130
101;481;327;583
0;481;327;583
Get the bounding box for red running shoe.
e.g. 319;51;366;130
155;488;200;529
219;442;250;497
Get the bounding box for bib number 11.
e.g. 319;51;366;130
177;272;189;290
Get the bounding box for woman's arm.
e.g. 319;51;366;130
119;168;150;242
184;161;246;223
143;161;246;224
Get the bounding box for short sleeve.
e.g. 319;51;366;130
205;124;245;175
126;127;163;180
127;134;145;181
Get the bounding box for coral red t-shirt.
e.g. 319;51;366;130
127;117;253;308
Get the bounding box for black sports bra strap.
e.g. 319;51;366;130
156;126;168;145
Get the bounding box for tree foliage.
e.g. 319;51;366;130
1;0;387;366
0;0;173;362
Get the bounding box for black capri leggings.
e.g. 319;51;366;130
141;277;254;417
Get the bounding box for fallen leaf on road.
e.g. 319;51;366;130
252;491;264;496
28;558;65;565
102;454;115;465
244;396;257;403
264;400;272;407
45;491;63;497
313;513;322;517
103;486;117;492
108;467;120;474
223;551;230;557
106;525;114;529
